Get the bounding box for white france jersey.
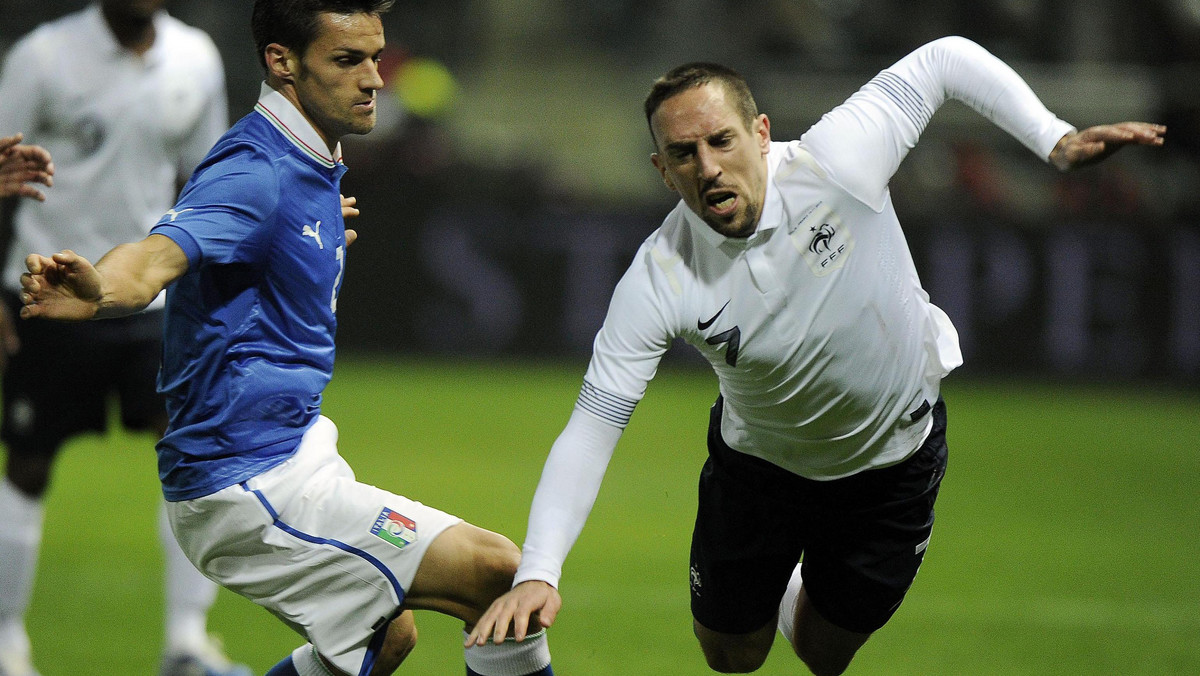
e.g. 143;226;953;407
0;4;227;303
581;37;1073;480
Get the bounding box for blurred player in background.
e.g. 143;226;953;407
0;2;246;675
468;37;1164;675
17;1;555;675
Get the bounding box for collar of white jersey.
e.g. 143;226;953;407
254;82;344;169
683;144;786;248
86;3;171;66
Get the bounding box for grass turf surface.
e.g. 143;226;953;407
17;358;1200;674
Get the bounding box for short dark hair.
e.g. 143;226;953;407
252;0;395;70
643;63;759;146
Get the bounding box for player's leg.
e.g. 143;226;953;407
776;564;870;676
0;443;53;676
169;417;551;676
401;522;554;676
686;397;803;673
108;320;250;676
0;295;91;676
780;399;949;675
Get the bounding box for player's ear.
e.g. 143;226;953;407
264;43;299;84
650;153;677;192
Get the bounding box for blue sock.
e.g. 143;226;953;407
265;656;301;676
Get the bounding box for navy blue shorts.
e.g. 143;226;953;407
689;396;948;635
1;292;166;453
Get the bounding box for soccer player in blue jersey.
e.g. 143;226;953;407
16;1;554;675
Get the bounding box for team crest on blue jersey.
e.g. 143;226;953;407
370;508;417;549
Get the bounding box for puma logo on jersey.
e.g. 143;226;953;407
302;221;324;249
164;208;193;222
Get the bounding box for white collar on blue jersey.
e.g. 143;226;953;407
254;82;345;169
683;145;785;249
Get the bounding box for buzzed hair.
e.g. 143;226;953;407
643;62;759;145
251;0;395;70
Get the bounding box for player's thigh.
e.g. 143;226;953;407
401;521;520;624
2;297;107;486
788;587;871;676
802;400;948;635
109;314;168;435
690;398;805;636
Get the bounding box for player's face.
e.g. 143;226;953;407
101;0;166;21
650;83;770;238
293;12;386;146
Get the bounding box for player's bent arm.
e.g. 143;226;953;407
21;234;188;321
91;235;188;318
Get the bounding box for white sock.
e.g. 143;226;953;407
0;478;43;653
463;629;552;676
777;562;804;645
292;643;336;676
159;502;218;654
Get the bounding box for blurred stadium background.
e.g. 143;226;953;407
2;0;1198;674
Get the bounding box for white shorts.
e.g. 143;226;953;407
165;416;462;674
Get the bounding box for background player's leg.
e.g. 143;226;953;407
404;523;553;676
157;504;251;676
0;448;53;676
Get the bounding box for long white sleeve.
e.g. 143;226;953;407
513;405;625;588
803;35;1076;212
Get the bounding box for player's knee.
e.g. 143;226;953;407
474;529;520;595
694;627;771;674
699;645;770;674
792;638;854;676
370;614;417;676
4;452;54;497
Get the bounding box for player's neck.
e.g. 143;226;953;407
102;8;157;56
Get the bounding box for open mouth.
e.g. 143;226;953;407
705;190;738;216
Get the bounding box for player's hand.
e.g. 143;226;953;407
464;580;562;647
341;193;359;220
1049;122;1165;172
0;134;54;201
19;250;103;321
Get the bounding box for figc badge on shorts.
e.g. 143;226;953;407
370;508;417;549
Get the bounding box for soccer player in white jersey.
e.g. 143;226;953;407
0;3;245;675
16;1;555;675
467;37;1165;675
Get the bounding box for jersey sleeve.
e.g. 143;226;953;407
514;242;678;587
151;143;280;269
801;35;1076;212
177;37;228;177
0;31;49;139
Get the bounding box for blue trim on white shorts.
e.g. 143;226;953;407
240;481;403;676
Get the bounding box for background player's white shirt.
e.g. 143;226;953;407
515;37;1075;588
0;3;227;307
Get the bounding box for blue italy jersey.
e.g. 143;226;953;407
150;85;349;501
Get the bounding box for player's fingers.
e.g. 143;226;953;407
0;133;19;154
345;229;358;247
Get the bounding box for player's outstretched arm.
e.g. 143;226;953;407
465;580;562;647
1049;122;1165;171
20;234;188;321
0;133;54;201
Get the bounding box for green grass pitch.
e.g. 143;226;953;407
17;358;1200;674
